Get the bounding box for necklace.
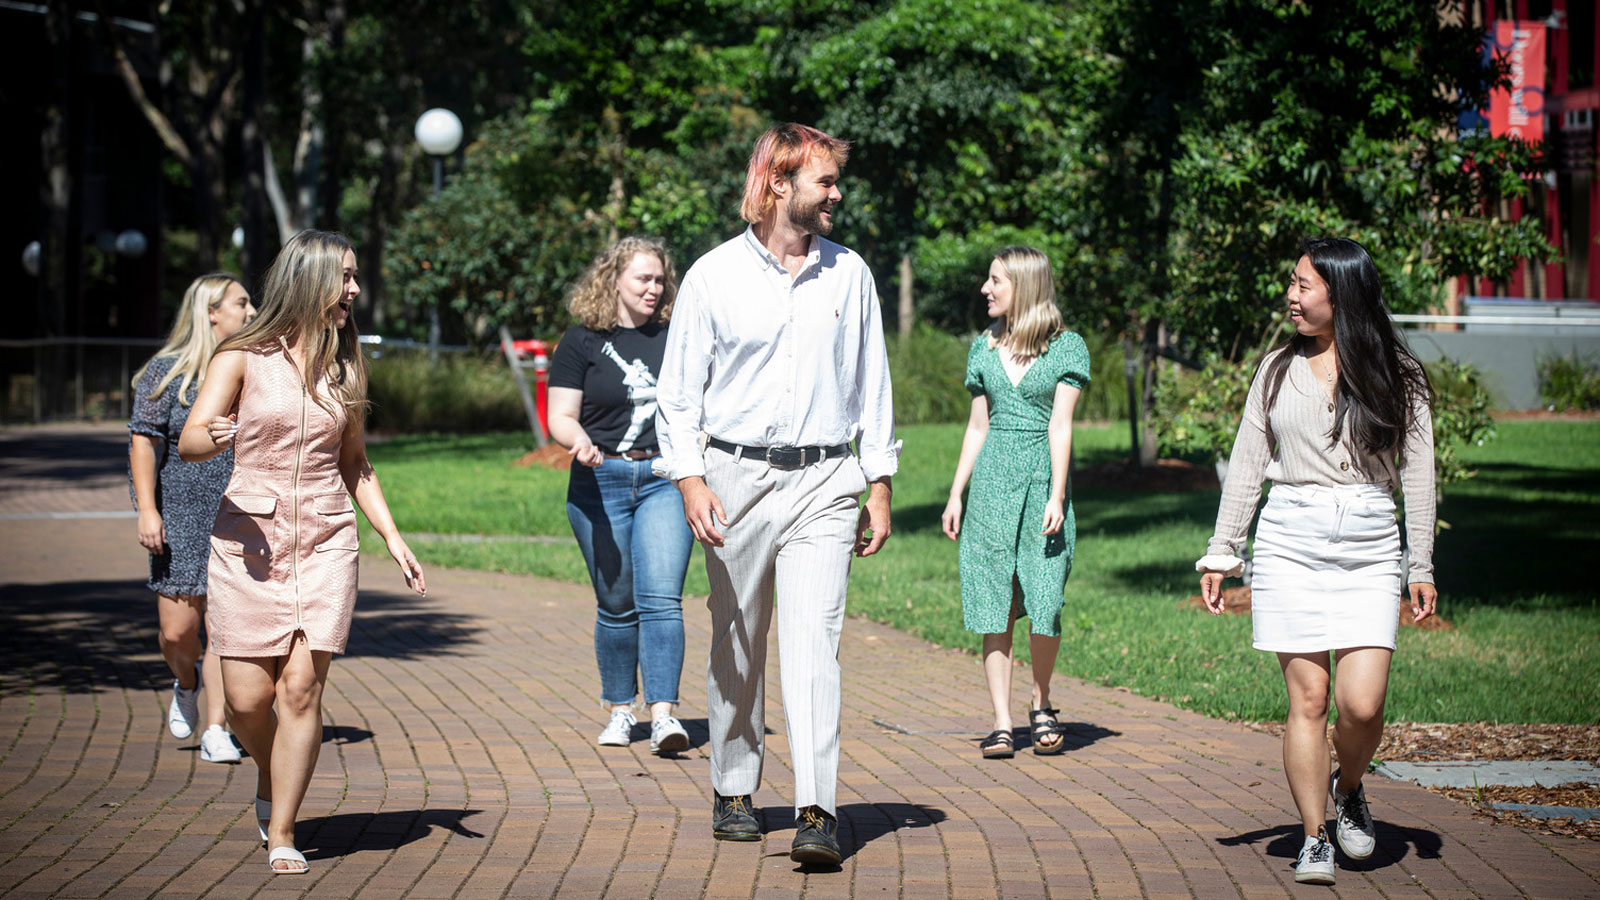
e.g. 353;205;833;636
1312;352;1336;383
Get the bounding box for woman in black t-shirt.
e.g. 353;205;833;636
548;236;695;754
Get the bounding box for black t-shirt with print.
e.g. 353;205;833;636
547;322;666;454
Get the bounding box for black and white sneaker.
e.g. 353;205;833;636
1295;826;1336;885
1329;769;1376;859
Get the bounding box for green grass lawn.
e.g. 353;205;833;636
363;419;1599;724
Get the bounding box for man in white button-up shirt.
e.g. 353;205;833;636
654;123;897;866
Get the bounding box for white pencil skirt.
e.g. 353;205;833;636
1250;482;1403;653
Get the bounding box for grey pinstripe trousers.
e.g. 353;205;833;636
701;445;867;815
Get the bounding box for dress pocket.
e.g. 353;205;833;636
312;491;359;552
213;494;277;558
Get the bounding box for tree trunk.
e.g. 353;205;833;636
39;0;74;336
601;105;626;244
1122;326;1142;471
291;6;325;233
361;109;408;331
1139;316;1161;467
318;0;347;229
239;0;270;285
898;253;914;339
194;147;226;274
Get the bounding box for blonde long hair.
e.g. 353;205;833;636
566;236;677;332
987;246;1064;360
216;230;368;419
132;273;240;406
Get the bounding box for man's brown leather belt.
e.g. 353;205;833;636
706;437;851;471
604;447;659;460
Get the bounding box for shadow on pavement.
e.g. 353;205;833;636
321;589;481;660
300;808;485;859
0;579;481;696
963;721;1121;755
0;578;154;696
324;724;374;745
0;429;130;482
1216;822;1303;859
754;801;947;869
1217;819;1440;865
629;716;713;755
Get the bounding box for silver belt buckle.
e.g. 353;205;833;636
764;446;806;470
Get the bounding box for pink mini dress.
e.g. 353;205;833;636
207;341;359;656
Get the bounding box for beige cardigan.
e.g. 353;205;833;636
1198;346;1437;582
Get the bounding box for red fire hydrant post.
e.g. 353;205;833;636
509;338;552;440
530;339;550;438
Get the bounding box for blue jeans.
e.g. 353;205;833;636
566;457;693;706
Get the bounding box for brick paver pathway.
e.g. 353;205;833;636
1;424;1596;899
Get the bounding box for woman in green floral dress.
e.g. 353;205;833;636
942;246;1090;759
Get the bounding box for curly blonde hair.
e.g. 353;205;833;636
566;236;677;332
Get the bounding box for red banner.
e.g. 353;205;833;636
1487;21;1547;141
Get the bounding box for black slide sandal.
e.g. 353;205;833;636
980;729;1015;759
1030;707;1067;756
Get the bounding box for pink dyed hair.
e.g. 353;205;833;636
739;123;852;224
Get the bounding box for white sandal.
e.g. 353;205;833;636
267;845;308;875
254;796;270;844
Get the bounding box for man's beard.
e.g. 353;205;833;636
788;194;833;235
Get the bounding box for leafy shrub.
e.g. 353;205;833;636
1537;352;1600;411
1153;353;1496;489
1077;331;1133;423
1426;357;1496;487
366;349;527;434
1152;357;1254;462
886;326;972;425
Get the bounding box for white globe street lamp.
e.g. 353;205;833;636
114;229;147;258
21;241;41;277
414;107;463;362
414;108;463;195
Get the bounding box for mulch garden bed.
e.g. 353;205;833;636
1075;457;1219;492
513;444;572;470
1240;721;1600;841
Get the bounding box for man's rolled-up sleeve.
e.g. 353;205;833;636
653;271;713;482
854;266;900;481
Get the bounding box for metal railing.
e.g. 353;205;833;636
0;336;164;422
1393;313;1600;328
0;334;476;423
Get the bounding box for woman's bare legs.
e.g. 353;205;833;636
221;634;332;872
981;586;1027;746
1028;631;1064;751
221;656;278;826
157;593;203;690
1278;652;1333;838
158;594;227;732
1330;647;1392;794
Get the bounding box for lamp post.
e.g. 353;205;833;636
414;108;463;363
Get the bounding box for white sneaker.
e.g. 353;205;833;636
649;716;690;754
597;708;637;747
1295;827;1336;885
168;664;201;739
1330;769;1376;859
200;725;242;763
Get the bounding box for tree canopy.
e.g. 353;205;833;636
91;0;1553;405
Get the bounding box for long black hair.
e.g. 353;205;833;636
1259;236;1431;465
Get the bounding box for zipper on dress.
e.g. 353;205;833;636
292;380;307;631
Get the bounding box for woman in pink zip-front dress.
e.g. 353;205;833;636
180;230;426;875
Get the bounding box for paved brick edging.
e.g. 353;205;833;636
2;424;1597;899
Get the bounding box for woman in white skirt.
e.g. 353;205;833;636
1197;236;1438;887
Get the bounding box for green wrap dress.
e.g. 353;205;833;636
959;330;1091;636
